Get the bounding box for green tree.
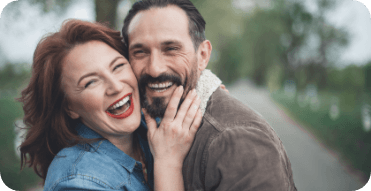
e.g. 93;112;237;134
11;0;130;29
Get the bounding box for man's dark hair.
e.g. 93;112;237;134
122;0;206;51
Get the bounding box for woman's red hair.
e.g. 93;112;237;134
17;19;127;182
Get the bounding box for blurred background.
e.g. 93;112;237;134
0;0;370;190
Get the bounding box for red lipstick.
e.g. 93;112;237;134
105;93;134;119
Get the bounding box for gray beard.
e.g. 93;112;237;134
141;72;198;119
139;58;199;119
141;95;168;119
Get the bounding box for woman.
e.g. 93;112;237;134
18;19;202;190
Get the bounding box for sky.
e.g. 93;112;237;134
0;0;370;68
0;0;95;66
318;0;371;66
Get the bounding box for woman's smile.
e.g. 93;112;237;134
61;40;141;139
106;93;134;119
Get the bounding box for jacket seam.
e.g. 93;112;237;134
49;174;119;191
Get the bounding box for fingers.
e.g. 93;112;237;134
162;86;184;123
220;84;229;94
181;94;201;130
189;109;202;136
174;89;197;123
142;109;157;135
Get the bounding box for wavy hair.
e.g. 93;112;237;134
17;19;127;182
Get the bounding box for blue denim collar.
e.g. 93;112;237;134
76;123;143;174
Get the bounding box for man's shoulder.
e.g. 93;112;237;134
203;87;272;135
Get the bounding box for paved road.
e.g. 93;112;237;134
227;79;366;191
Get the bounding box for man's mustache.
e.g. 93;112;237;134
138;73;183;88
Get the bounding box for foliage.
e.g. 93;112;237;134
26;0;73;13
0;64;40;190
0;63;30;91
271;89;371;182
213;0;349;88
0;98;42;191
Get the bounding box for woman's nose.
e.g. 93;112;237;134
106;76;124;96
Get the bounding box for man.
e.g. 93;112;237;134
122;0;297;190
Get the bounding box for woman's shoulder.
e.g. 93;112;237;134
44;143;130;190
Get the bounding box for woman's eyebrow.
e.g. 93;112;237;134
77;72;98;85
77;56;124;85
109;56;125;67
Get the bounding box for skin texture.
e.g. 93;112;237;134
62;40;141;154
127;5;212;119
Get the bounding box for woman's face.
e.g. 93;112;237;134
61;40;141;140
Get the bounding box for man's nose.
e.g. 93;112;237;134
146;51;167;78
106;76;124;96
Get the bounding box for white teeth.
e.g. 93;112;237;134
110;96;130;110
149;82;173;89
155;89;166;93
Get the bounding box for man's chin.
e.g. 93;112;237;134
142;96;168;119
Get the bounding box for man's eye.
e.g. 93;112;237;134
166;47;177;51
133;50;144;55
85;80;96;88
113;63;124;71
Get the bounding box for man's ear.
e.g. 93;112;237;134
197;40;212;72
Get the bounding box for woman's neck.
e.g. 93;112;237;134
108;133;137;159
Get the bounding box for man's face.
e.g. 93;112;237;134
127;5;200;118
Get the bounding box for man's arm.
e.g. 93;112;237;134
204;125;295;191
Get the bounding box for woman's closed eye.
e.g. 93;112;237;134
113;63;125;71
84;79;97;88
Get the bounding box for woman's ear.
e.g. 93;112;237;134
68;110;80;119
197;40;212;72
65;105;80;119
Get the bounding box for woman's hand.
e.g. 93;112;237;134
143;86;202;169
220;84;229;94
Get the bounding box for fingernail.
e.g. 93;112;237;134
179;86;184;92
196;95;200;101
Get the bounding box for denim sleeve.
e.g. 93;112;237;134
49;175;120;191
204;125;294;191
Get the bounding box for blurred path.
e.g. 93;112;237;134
227;79;365;191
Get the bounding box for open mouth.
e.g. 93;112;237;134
148;82;173;93
105;93;134;119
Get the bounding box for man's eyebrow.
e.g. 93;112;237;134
129;43;144;51
161;40;182;46
77;56;124;85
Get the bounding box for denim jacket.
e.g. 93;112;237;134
43;122;154;191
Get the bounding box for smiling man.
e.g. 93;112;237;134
122;0;297;190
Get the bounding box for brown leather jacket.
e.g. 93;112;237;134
182;87;297;191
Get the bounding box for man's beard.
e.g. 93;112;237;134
138;67;198;119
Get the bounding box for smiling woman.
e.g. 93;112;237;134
17;19;202;191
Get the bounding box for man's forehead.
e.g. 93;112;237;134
127;5;189;41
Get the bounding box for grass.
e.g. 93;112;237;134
271;90;371;182
0;97;42;191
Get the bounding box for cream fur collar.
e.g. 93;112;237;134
195;69;222;116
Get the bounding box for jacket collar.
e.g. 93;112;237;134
195;69;222;116
76;123;142;173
